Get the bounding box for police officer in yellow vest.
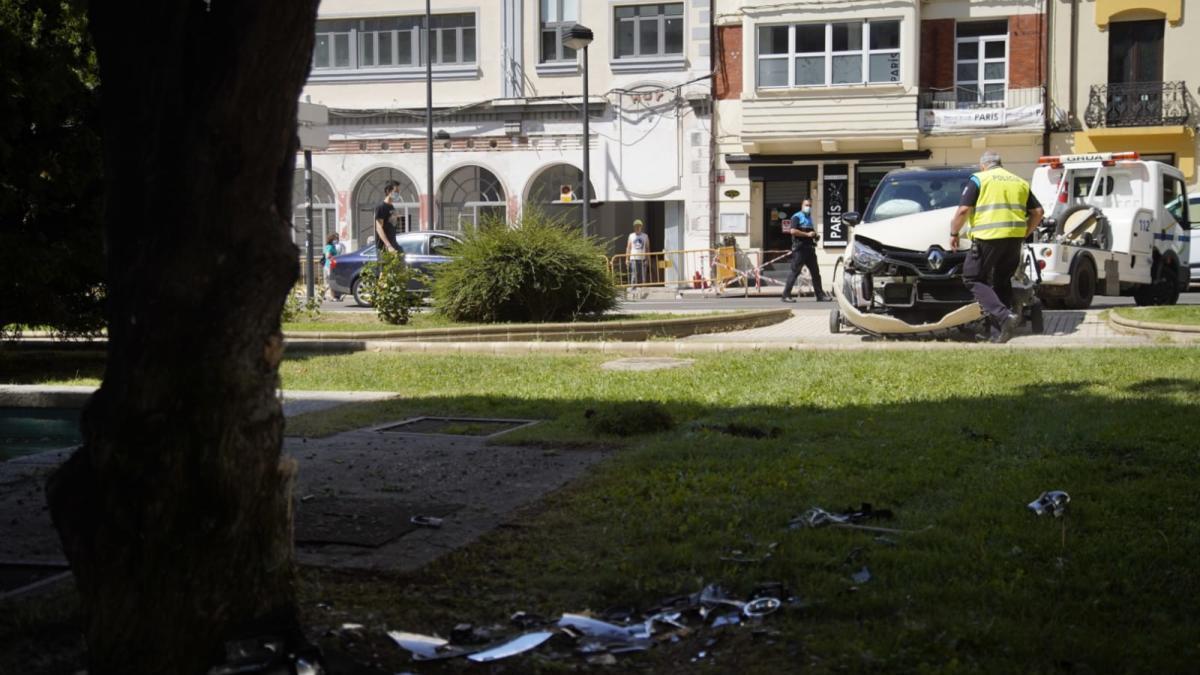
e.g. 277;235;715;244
950;151;1044;343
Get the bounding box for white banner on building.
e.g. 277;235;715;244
919;104;1044;132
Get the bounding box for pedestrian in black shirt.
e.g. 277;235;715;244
374;181;401;253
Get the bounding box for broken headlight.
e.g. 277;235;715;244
851;240;885;273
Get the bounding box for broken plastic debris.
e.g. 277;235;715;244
742;597;782;618
1027;490;1070;517
711;613;741;628
790;507;849;528
851;567;872;584
789;504;894;529
789;504;926;534
410;515;444;528
208;636;320;675
387;630;470;661
466;631;554;663
695;584;782;619
558;613;650;642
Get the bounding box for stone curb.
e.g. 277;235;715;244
1108;311;1200;335
282;308;791;342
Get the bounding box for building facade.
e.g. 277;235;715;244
1047;0;1198;190
713;0;1049;279
296;0;717;264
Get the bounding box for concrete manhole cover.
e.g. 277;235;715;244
600;357;695;372
294;497;461;548
376;416;538;438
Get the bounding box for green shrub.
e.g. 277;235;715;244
361;250;423;325
432;210;618;323
281;283;321;323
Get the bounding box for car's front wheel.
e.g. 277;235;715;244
351;276;372;307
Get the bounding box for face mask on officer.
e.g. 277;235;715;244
802;205;811;215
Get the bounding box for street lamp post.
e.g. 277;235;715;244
563;24;594;236
425;0;433;230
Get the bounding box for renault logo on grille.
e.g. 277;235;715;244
927;248;945;271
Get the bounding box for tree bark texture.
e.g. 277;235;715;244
45;2;320;673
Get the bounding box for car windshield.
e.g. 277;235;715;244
863;170;974;223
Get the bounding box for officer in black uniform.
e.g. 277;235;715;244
782;198;830;302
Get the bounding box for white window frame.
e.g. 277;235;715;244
540;0;579;63
357;21;421;69
310;12;479;83
612;3;685;60
954;32;1008;107
429;14;477;65
755;19;902;90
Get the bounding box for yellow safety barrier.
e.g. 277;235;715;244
609;248;724;293
608;247;809;297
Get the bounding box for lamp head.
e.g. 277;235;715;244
562;24;594;50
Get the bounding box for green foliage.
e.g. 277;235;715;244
431;209;618;323
280;283;321;323
361;250;423;325
1114;306;1200;326
0;0;105;338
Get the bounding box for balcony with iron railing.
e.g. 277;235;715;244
917;86;1045;133
1083;81;1195;128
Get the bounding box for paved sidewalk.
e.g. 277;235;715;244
685;307;1150;347
0;388;605;575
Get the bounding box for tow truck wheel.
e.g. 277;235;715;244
1163;262;1182;305
1064;258;1096;310
829;308;842;334
1134;261;1183;305
1029;303;1045;334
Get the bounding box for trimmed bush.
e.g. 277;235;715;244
432;209;618;323
361;250;423;325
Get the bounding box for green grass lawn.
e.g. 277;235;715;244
276;349;1200;673
282;311;727;333
4;348;1199;673
1113;305;1200;326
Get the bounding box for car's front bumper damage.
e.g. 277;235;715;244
836;239;983;335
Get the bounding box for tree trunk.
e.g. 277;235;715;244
45;2;319;673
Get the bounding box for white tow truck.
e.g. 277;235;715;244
1028;152;1193;308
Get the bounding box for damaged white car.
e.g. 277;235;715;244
830;167;1043;337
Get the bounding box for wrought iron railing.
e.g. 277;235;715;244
1084;81;1193;128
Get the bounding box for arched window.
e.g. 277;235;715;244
291;170;337;248
439;165;506;230
352;167;420;248
525;163;595;226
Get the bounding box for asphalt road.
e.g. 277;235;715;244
320;291;1200;314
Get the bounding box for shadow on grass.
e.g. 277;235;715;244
276;383;1200;674
3;358;1199;674
1124;376;1200;396
0;350;107;385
